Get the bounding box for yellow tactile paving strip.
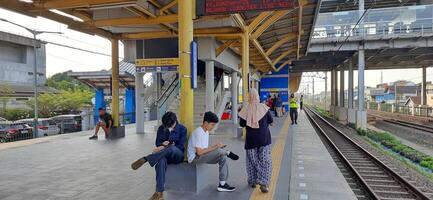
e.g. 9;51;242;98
249;116;291;200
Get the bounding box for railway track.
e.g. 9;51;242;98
383;119;433;134
304;106;430;200
368;113;433;134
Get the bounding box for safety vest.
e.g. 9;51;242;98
289;98;298;108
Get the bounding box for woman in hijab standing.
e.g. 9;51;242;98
239;88;273;193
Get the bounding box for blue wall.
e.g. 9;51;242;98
124;87;136;123
375;93;395;102
260;65;289;111
94;88;106;124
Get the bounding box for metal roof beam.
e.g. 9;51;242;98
265;33;298;56
248;11;274;34
251;10;290;39
273;49;297;65
159;0;177;15
216;40;237;57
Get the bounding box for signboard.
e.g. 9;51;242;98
135;58;179;73
196;0;296;15
191;41;198;89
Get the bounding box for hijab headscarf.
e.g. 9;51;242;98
239;88;269;128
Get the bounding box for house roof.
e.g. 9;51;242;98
405;96;421;106
388;85;419;94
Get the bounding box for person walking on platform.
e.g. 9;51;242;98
276;94;283;117
289;93;299;125
272;94;277;116
131;112;186;200
300;95;304;110
239;88;273;193
187;112;239;192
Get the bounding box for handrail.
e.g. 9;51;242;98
157;75;179;104
214;75;225;112
159;79;180;110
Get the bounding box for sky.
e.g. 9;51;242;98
0;8;431;92
0;8;124;77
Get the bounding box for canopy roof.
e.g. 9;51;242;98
0;0;319;74
67;61;135;89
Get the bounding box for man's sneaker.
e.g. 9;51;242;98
217;183;236;192
131;157;148;170
227;152;239;160
148;192;163;200
89;135;98;140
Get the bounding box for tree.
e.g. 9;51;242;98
27;90;94;117
0;84;15;111
46;71;91;92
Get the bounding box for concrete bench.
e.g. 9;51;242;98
107;125;125;139
165;162;208;193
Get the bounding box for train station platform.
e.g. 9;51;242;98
0;112;356;200
289;110;357;200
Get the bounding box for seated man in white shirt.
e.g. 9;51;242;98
187;111;239;192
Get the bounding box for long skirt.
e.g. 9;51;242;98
246;145;272;186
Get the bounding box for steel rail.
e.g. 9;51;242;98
304;106;430;200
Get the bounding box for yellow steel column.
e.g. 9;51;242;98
111;38;120;127
242;30;250;106
178;0;194;133
241;29;250;138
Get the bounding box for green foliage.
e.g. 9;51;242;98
0;84;15;111
46;71;91;92
26;90;94;118
0;108;33;121
313;106;331;118
356;129;433;171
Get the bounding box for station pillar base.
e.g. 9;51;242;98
356;111;367;130
108;126;125;139
348;109;357;128
330;105;335;117
165;163;208;193
337;107;348;123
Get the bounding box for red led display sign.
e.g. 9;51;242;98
202;0;296;15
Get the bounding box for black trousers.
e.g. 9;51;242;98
290;108;298;123
300;102;303;110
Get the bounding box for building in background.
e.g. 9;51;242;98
0;31;56;109
427;83;433;107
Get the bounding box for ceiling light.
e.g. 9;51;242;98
49;9;84;22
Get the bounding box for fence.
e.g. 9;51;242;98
313;4;433;40
367;102;433;118
0;121;34;143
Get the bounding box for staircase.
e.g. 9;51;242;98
168;77;207;128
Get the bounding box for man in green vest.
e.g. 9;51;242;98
289;93;298;125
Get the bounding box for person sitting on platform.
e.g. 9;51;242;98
239;88;273;193
131;112;186;200
187;111;239;192
89;108;112;140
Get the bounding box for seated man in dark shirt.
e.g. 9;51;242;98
131;112;186;200
89;108;112;140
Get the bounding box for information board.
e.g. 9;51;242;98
135;58;179;73
191;41;197;89
197;0;296;15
